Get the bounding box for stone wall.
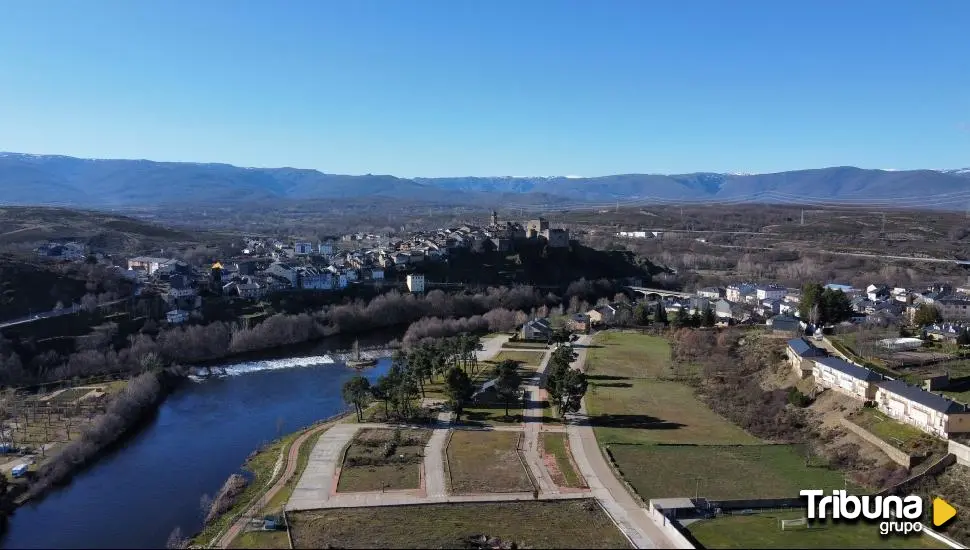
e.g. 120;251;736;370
840;417;914;468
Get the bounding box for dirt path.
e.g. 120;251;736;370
215;417;346;549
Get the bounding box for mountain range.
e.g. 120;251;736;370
1;152;968;210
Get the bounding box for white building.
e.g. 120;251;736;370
127;256;177;275
875;379;970;438
811;357;884;400
726;283;757;303
696;287;724;300
299;269;333;290
319;242;334;255
295;242;314;255
878;337;923;352
166;309;189;324
756;284;787;301
406;273;425;293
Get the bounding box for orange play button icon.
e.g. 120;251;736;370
933;497;957;527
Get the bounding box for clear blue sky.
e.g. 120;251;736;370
1;0;967;177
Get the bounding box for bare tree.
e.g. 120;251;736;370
809;303;820;328
166;526;188;550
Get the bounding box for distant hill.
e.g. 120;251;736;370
1;152;968;209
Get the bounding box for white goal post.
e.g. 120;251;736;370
780;517;810;530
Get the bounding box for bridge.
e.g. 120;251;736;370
626;286;693;299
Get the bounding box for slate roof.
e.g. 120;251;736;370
787;338;826;358
877;379;969;414
814;356;885;382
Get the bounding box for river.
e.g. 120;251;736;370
0;344;392;549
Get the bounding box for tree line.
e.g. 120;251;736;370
0;281;626;387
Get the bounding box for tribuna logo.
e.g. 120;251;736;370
801;490;924;536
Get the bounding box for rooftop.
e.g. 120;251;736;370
814;356;884;382
787;338;826;358
877;379;968;414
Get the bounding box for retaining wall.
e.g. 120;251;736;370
949;439;970;467
645;502;696;549
840;417;915;468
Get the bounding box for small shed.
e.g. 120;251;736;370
11;464;28;478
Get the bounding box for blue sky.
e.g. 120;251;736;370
0;0;967;177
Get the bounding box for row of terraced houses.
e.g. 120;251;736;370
787;338;970;439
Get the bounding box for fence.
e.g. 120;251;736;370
601;445;647;507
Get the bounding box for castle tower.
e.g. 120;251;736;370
490;210;498;226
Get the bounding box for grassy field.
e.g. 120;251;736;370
540;432;585;488
462;386;525;427
491;350;546;366
583;331;758;446
228;529;289;549
337;428;431;492
44;387;94;405
687;511;945;549
586;332;673;379
289;500;632;549
587;378;759;445
847;407;940;454
446;430;534;494
608;445;858;501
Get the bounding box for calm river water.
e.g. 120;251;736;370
0;341;392;549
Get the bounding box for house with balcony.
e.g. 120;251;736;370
937;297;970;321
787;338;828;377
726;283;757;303
755;284;787;301
874;379;970;438
696;287;725;300
811;357;884;400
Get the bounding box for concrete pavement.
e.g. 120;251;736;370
521;348;559;495
564;334;673;549
286;423;359;510
284;333;676;548
423;412;451;499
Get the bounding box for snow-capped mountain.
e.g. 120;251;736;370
2;152;970;209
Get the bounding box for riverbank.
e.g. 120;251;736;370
16;365;186;507
192;410;356;548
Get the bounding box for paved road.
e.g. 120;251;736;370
281;333;676;548
424;412;451;498
477;333;510;362
565;334;673;549
286;424;361;511
521;348;559;495
216;416;346;548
